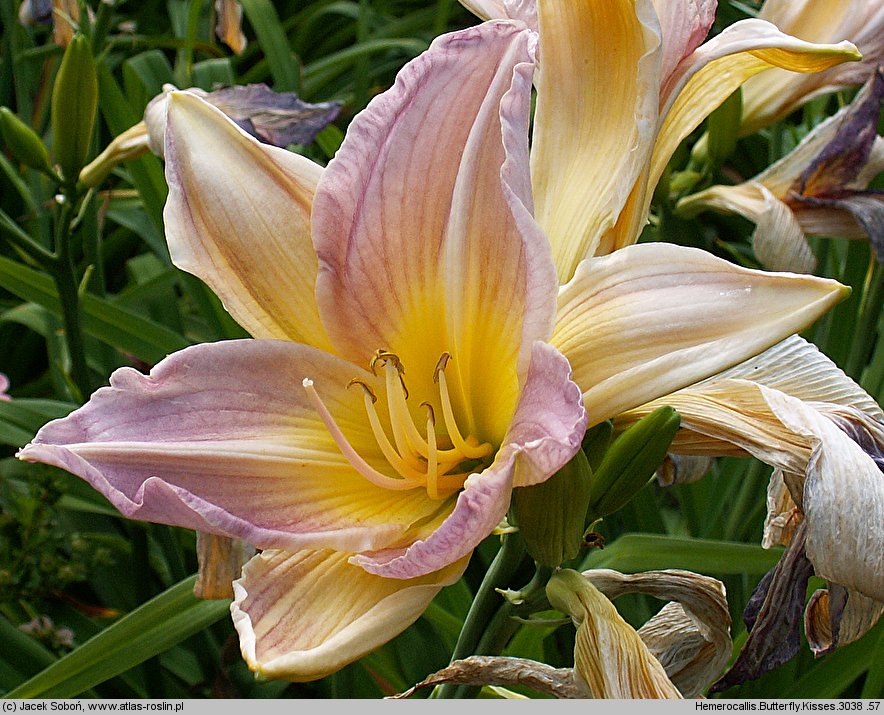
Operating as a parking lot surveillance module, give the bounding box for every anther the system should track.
[433,352,452,384]
[347,378,377,403]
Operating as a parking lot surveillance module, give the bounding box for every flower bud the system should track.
[0,107,55,176]
[512,449,593,567]
[588,406,681,519]
[51,34,98,182]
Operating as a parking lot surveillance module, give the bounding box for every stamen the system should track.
[421,402,439,500]
[433,354,494,460]
[347,380,428,481]
[303,379,422,491]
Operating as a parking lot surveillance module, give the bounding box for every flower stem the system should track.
[435,530,527,699]
[52,195,93,402]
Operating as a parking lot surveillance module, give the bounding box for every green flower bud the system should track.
[51,34,98,182]
[588,406,681,519]
[512,449,593,568]
[0,107,55,176]
[704,87,742,167]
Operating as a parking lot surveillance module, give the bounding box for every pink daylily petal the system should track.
[232,548,468,681]
[17,340,440,553]
[313,21,552,379]
[651,0,717,84]
[352,342,586,578]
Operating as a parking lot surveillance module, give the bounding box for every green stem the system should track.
[844,259,883,379]
[445,564,554,699]
[435,531,526,699]
[52,196,92,402]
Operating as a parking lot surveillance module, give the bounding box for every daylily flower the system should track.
[16,19,850,682]
[620,335,884,684]
[0,373,10,401]
[678,70,884,272]
[458,0,862,280]
[739,0,884,136]
[18,0,86,47]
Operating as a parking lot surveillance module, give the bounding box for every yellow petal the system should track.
[531,0,661,281]
[163,91,333,350]
[552,243,848,426]
[547,569,682,698]
[231,548,467,681]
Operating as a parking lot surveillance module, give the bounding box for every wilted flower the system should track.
[78,83,341,188]
[678,70,884,272]
[739,0,884,136]
[17,18,849,683]
[215,0,247,54]
[622,335,884,684]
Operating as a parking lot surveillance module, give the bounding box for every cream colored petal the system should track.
[763,389,884,602]
[547,569,682,699]
[621,379,884,603]
[583,568,732,698]
[531,0,661,280]
[699,335,884,419]
[742,1,884,134]
[552,243,848,426]
[752,184,816,273]
[163,91,332,350]
[231,549,467,681]
[805,587,884,655]
[763,469,802,549]
[653,22,860,196]
[677,181,767,223]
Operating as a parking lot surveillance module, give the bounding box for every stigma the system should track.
[304,351,493,500]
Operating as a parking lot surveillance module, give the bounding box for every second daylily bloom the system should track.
[458,0,862,280]
[18,21,850,682]
[678,70,884,272]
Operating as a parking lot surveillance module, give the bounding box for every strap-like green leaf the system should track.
[5,576,230,698]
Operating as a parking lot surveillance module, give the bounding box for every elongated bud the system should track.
[0,107,55,176]
[512,449,592,567]
[582,419,613,471]
[705,87,742,167]
[588,406,681,519]
[51,34,98,182]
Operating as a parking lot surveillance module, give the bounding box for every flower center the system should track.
[303,351,494,500]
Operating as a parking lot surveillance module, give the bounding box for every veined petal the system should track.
[622,379,884,603]
[351,342,586,578]
[650,0,717,85]
[531,0,661,280]
[313,21,554,442]
[17,340,440,553]
[547,570,683,699]
[457,0,537,29]
[231,548,467,681]
[163,92,332,350]
[751,184,816,273]
[552,243,848,426]
[584,568,732,698]
[741,0,884,134]
[805,588,884,654]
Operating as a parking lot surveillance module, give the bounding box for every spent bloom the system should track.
[15,17,853,683]
[678,70,884,272]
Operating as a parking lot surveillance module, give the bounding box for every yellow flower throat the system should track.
[304,350,493,500]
